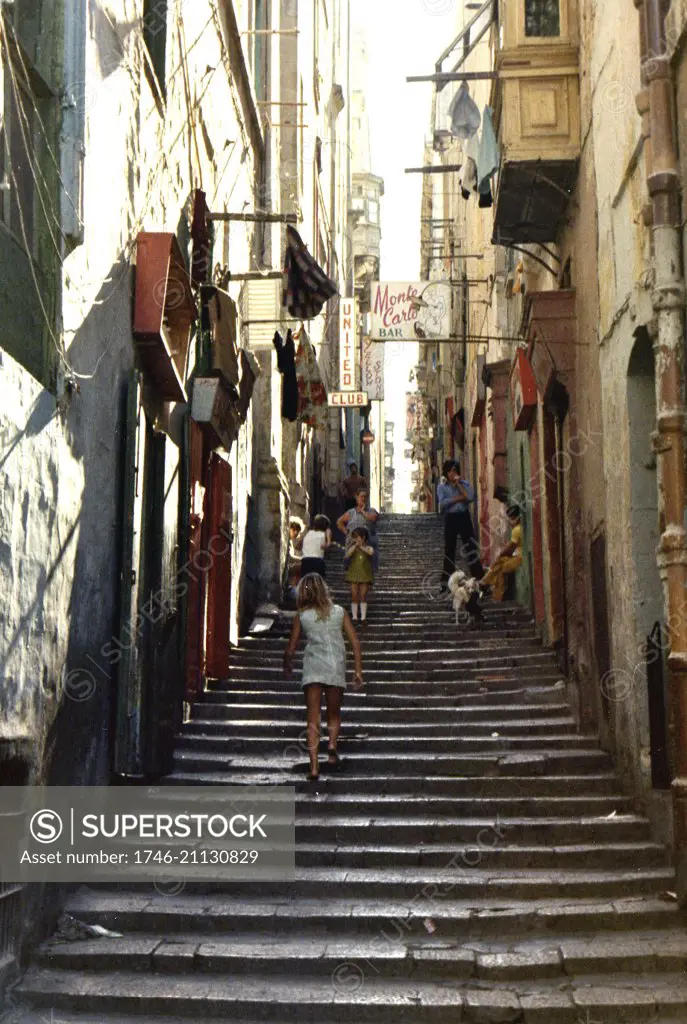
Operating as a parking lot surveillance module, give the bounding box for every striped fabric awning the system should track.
[282,225,338,320]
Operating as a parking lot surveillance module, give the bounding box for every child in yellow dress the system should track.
[482,506,523,601]
[344,526,375,625]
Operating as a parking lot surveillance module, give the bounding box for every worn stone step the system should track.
[172,748,614,776]
[229,650,549,668]
[227,651,556,675]
[192,701,574,723]
[175,733,595,755]
[58,890,684,941]
[259,620,537,640]
[290,841,668,870]
[237,630,542,649]
[202,684,569,706]
[31,928,687,981]
[14,966,687,1022]
[236,631,543,649]
[180,717,579,739]
[162,771,625,797]
[207,676,567,696]
[113,866,675,902]
[294,793,637,816]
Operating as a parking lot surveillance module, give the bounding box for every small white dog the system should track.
[447,570,483,626]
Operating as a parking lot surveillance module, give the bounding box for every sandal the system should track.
[327,748,342,771]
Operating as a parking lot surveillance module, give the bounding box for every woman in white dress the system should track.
[283,574,363,781]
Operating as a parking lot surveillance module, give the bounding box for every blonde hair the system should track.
[297,573,333,620]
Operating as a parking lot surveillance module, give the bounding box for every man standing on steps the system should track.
[340,462,368,513]
[438,460,484,587]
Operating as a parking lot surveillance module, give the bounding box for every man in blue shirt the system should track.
[437,460,484,585]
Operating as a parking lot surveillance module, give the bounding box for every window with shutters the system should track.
[0,24,40,255]
[143,0,168,101]
[0,0,62,389]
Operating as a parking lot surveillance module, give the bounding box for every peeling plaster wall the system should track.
[0,0,260,783]
[563,0,665,817]
[0,353,83,752]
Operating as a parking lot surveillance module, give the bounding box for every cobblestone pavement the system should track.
[8,515,687,1022]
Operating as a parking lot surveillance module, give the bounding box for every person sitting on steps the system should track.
[482,505,523,601]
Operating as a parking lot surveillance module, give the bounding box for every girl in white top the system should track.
[298,515,332,579]
[284,573,363,780]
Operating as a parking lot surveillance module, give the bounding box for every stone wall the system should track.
[0,0,259,782]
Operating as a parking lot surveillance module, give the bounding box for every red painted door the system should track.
[185,421,206,702]
[205,454,233,679]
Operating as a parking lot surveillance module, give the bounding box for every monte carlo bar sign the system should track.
[370,282,452,341]
[339,297,357,390]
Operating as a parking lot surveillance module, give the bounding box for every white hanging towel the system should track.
[460,131,481,197]
[448,81,481,140]
[477,105,500,191]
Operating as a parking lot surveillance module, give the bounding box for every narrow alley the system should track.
[8,515,687,1023]
[4,0,687,1020]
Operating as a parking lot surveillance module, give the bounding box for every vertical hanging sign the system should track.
[339,298,357,391]
[362,337,385,401]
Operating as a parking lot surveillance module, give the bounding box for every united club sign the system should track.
[339,297,357,390]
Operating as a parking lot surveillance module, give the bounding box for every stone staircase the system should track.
[9,514,687,1022]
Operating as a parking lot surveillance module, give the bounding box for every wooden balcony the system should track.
[492,0,580,245]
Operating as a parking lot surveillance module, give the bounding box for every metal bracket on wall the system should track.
[405,164,463,175]
[209,212,298,224]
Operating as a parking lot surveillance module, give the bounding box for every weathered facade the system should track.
[415,0,687,877]
[0,0,352,975]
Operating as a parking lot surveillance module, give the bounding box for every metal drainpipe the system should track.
[635,0,687,899]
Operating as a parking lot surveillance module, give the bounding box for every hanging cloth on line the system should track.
[447,81,481,140]
[477,105,500,208]
[202,286,240,385]
[460,131,481,200]
[282,225,338,320]
[273,330,299,422]
[295,328,328,430]
[236,348,261,422]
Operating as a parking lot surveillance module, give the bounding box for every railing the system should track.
[435,0,497,83]
[646,621,671,790]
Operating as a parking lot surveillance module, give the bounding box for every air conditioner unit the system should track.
[239,278,297,350]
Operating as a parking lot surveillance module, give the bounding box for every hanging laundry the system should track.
[202,286,240,385]
[477,105,500,206]
[295,329,328,430]
[447,81,481,140]
[273,330,299,421]
[190,189,211,286]
[282,225,338,320]
[236,348,261,422]
[460,131,480,199]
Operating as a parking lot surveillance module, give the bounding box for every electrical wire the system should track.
[0,2,274,382]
